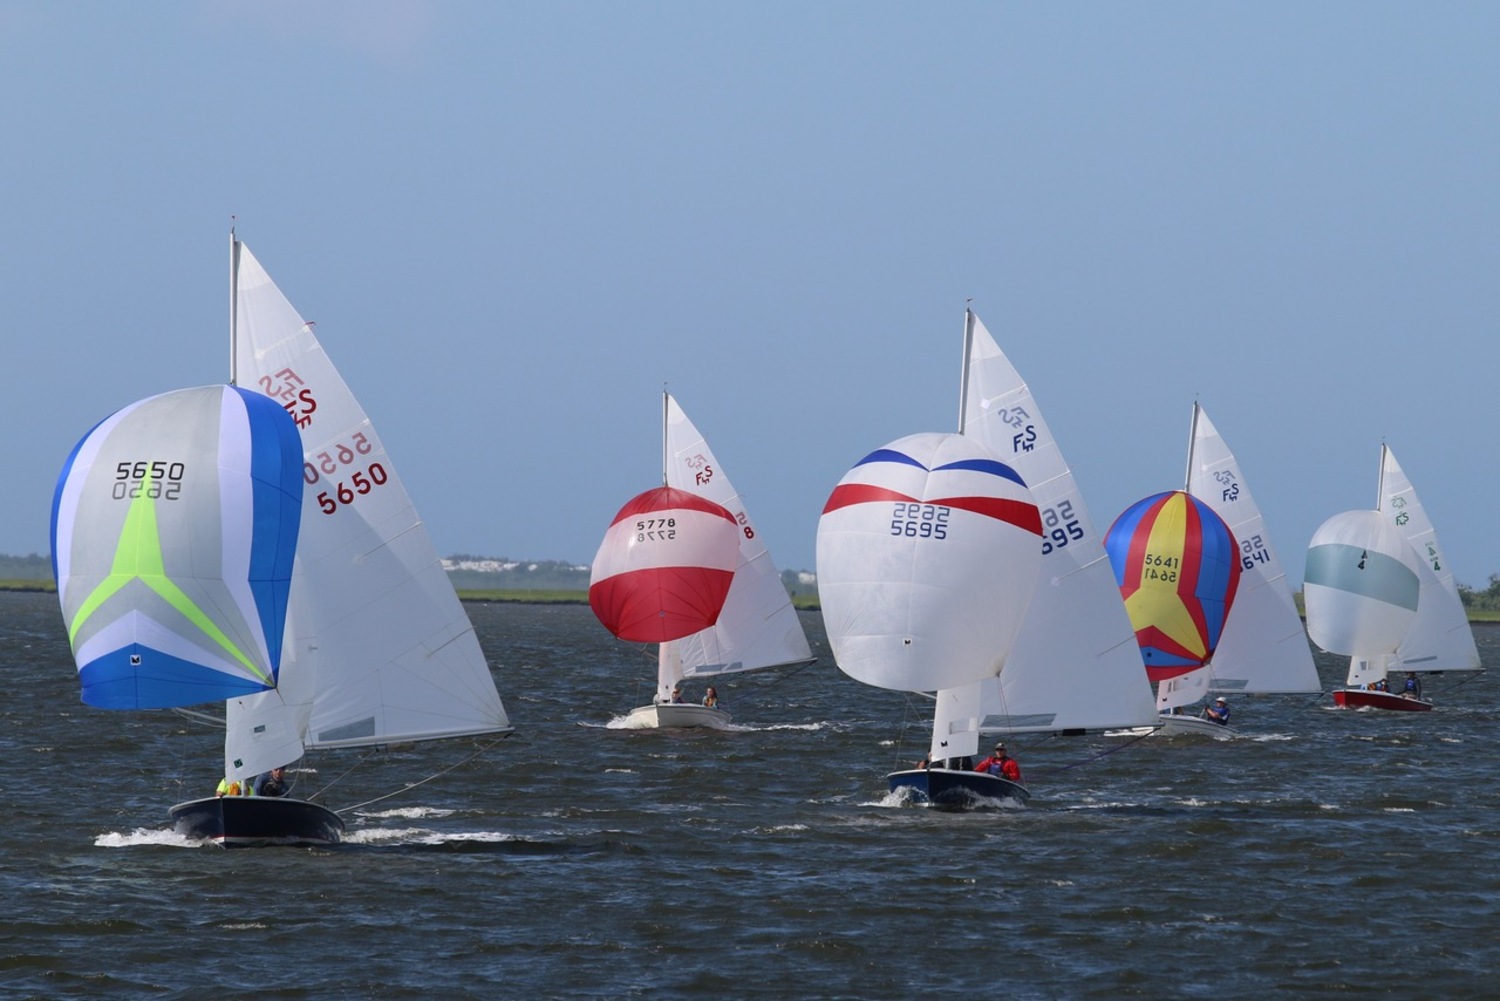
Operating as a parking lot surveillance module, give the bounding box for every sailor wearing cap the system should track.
[974,742,1024,784]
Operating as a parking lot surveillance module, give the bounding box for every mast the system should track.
[1376,442,1388,510]
[958,307,975,434]
[1184,400,1201,492]
[661,388,669,486]
[229,228,241,387]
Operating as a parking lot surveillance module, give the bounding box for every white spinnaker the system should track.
[664,393,814,679]
[224,241,509,782]
[1186,403,1320,694]
[1379,445,1481,674]
[817,432,1041,693]
[1304,509,1420,661]
[960,312,1157,733]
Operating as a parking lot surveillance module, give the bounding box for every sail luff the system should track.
[229,232,242,388]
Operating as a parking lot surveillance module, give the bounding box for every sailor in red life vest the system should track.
[974,742,1023,784]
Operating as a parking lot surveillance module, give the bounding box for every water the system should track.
[3,589,1497,999]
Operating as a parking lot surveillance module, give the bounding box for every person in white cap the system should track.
[1204,696,1231,725]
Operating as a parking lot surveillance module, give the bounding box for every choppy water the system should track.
[2,590,1497,999]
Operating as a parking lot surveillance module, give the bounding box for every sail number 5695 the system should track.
[890,503,949,539]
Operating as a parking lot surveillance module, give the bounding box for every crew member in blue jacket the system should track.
[1204,697,1231,725]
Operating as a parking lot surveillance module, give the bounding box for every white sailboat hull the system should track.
[623,703,733,729]
[1151,714,1238,739]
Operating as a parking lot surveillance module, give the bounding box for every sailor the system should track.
[1401,672,1423,700]
[702,686,720,709]
[973,742,1023,784]
[254,765,291,798]
[1204,696,1231,725]
[215,777,242,797]
[669,684,685,704]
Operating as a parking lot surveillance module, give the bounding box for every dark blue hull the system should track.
[168,796,345,848]
[887,768,1031,808]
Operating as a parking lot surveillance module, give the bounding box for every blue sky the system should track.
[4,2,1497,587]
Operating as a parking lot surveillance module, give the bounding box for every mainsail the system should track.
[958,311,1158,734]
[1379,445,1481,674]
[663,393,814,679]
[222,240,510,783]
[1185,403,1320,695]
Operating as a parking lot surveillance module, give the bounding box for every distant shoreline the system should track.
[0,580,823,611]
[3,580,1487,622]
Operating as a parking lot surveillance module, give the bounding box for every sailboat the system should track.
[1132,402,1321,735]
[1104,487,1243,738]
[817,431,1043,807]
[590,392,814,728]
[952,310,1159,744]
[165,235,513,844]
[1311,445,1482,711]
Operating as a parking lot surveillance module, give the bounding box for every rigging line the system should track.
[333,733,513,814]
[1298,690,1334,710]
[1429,670,1485,698]
[892,691,929,772]
[1026,728,1159,779]
[698,657,822,714]
[307,747,381,803]
[171,707,226,729]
